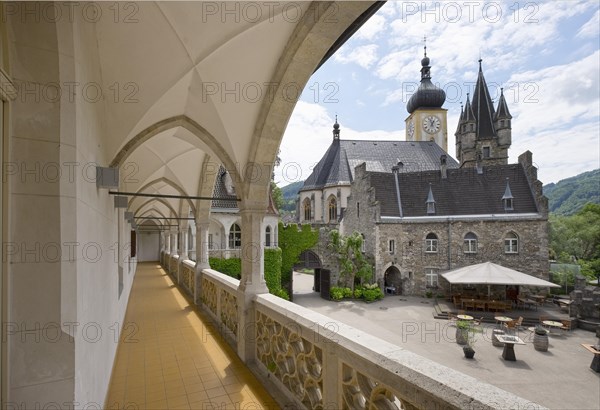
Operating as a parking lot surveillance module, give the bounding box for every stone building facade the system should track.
[343,152,549,296]
[297,54,550,297]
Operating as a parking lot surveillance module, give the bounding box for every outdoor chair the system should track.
[504,320,517,335]
[561,320,573,333]
[447,313,458,327]
[515,316,524,331]
[472,317,484,327]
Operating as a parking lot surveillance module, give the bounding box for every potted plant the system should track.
[456,320,470,345]
[533,325,549,351]
[463,326,478,359]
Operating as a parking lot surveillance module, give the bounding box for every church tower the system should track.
[405,43,448,152]
[455,60,512,167]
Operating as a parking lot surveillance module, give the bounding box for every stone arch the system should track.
[130,177,196,215]
[244,1,379,204]
[384,265,402,295]
[136,207,169,227]
[295,250,322,270]
[133,197,178,219]
[109,115,242,187]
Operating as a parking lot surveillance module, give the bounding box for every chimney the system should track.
[440,155,447,179]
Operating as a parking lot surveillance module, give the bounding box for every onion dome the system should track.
[407,48,446,114]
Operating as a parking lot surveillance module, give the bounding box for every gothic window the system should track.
[425,268,438,287]
[361,234,366,253]
[328,196,337,222]
[504,232,519,254]
[303,198,311,221]
[188,226,193,251]
[265,226,271,247]
[229,223,241,249]
[483,146,491,158]
[425,233,438,253]
[389,239,395,254]
[208,234,213,250]
[464,232,478,253]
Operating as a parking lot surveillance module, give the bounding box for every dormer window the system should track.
[425,184,435,215]
[502,178,514,211]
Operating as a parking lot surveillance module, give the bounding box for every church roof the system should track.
[300,140,459,191]
[369,164,538,217]
[471,60,497,139]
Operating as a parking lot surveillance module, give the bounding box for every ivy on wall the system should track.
[278,222,319,286]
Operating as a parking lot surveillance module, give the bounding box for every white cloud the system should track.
[275,101,405,187]
[334,44,379,69]
[577,9,600,38]
[354,14,386,41]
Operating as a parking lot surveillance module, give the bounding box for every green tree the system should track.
[328,230,373,291]
[271,181,284,211]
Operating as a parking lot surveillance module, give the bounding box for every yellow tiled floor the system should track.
[105,263,278,409]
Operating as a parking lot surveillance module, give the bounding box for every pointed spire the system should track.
[455,104,464,135]
[332,115,340,140]
[463,93,476,122]
[494,87,512,120]
[472,59,497,139]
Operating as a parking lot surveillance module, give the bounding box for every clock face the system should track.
[407,121,415,138]
[423,115,441,134]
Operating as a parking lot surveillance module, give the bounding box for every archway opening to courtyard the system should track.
[291,250,323,299]
[384,265,402,296]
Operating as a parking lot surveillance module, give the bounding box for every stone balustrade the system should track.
[160,254,545,410]
[181,260,196,296]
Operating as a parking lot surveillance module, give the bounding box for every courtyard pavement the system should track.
[292,272,600,410]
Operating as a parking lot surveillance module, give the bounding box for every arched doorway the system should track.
[384,265,402,295]
[292,250,323,299]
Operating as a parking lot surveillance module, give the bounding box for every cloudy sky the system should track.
[274,0,600,187]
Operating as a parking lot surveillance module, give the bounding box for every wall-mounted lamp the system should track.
[96,166,119,189]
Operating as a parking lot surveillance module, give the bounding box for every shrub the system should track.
[272,288,290,300]
[342,287,353,298]
[330,287,345,301]
[209,257,241,279]
[353,288,363,299]
[363,287,383,302]
[264,248,283,293]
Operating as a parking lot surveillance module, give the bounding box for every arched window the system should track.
[303,198,311,221]
[464,232,478,253]
[188,226,193,251]
[265,226,271,247]
[504,232,519,254]
[229,223,241,249]
[425,233,438,253]
[328,196,337,222]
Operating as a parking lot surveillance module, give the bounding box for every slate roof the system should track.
[369,164,538,217]
[300,140,459,191]
[211,166,278,215]
[211,167,238,209]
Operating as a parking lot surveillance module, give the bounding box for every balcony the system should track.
[108,252,548,409]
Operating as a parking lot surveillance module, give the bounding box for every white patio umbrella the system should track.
[442,261,560,297]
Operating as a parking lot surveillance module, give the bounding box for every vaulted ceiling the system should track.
[97,1,380,226]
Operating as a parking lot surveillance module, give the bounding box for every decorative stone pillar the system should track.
[194,221,210,304]
[238,201,269,363]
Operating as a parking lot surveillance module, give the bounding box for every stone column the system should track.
[238,201,269,362]
[194,221,210,304]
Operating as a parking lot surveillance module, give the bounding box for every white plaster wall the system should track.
[139,232,160,261]
[65,14,136,407]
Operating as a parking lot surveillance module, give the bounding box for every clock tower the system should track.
[405,45,448,152]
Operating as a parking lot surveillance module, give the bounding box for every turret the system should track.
[494,88,512,148]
